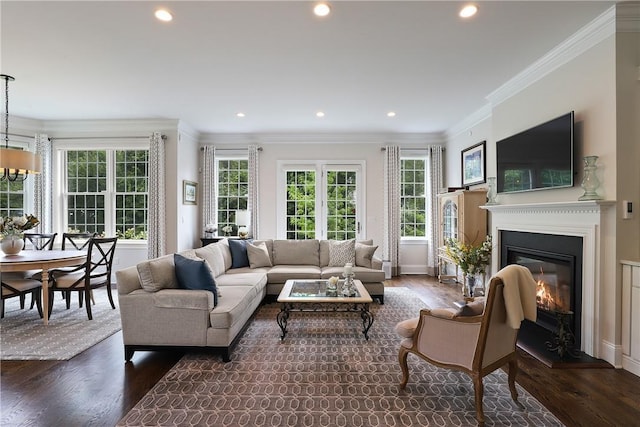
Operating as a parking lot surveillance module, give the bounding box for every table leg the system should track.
[276,304,290,340]
[41,269,49,325]
[360,303,374,340]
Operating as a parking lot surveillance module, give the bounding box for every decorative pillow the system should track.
[136,254,178,292]
[229,239,253,269]
[457,298,486,317]
[355,243,378,268]
[328,239,356,267]
[173,254,218,306]
[246,241,272,269]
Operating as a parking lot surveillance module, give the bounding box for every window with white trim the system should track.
[57,144,149,240]
[278,161,364,240]
[216,157,248,231]
[401,157,427,238]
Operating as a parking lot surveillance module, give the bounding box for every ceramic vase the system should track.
[1,235,24,255]
[486,177,498,205]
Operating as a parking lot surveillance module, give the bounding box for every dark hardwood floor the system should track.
[1,275,639,426]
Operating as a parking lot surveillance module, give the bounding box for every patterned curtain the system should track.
[383,145,400,276]
[426,145,444,276]
[33,134,52,232]
[201,145,217,234]
[248,145,260,238]
[147,132,166,259]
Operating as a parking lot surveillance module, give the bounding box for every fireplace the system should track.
[500,231,583,351]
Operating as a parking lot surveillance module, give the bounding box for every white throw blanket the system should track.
[495,264,538,329]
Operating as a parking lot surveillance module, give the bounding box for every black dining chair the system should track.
[48,237,118,320]
[1,232,58,317]
[23,232,57,251]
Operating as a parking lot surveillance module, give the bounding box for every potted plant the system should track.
[0,214,40,255]
[444,234,492,297]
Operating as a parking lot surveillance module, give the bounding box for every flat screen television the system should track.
[496,111,574,194]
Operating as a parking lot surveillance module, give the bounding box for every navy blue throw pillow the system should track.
[229,239,253,269]
[173,254,218,306]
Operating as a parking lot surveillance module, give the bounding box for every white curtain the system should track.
[147,132,166,259]
[248,145,260,238]
[383,145,400,276]
[201,145,217,234]
[426,145,444,276]
[33,134,52,232]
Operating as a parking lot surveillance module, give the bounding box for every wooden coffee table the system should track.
[276,279,374,340]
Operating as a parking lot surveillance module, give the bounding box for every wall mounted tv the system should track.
[496,111,574,194]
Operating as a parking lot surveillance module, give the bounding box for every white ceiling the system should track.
[1,1,615,135]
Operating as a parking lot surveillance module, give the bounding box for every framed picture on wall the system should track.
[183,180,197,205]
[461,141,486,186]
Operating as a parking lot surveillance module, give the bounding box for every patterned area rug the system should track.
[118,288,563,427]
[1,287,121,360]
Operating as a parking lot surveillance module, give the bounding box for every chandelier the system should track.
[0,74,41,181]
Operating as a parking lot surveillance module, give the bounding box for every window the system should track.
[216,158,248,231]
[0,179,25,218]
[279,161,364,240]
[62,148,149,240]
[401,157,426,238]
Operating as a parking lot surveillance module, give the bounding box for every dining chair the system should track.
[23,232,58,251]
[62,232,96,251]
[1,279,43,319]
[48,237,118,320]
[3,232,58,314]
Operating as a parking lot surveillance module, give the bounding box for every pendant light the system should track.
[0,74,41,181]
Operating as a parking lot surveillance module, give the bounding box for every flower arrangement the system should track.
[222,225,233,236]
[445,234,492,276]
[0,214,39,237]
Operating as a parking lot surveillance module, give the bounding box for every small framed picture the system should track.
[461,141,486,186]
[183,180,197,205]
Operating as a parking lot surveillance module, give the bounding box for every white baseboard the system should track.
[599,339,622,368]
[622,355,640,378]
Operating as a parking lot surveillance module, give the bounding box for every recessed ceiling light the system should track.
[387,111,396,118]
[236,112,246,118]
[155,9,173,22]
[459,4,478,19]
[316,111,325,118]
[314,2,331,17]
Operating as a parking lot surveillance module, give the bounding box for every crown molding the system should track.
[42,118,180,137]
[445,104,492,139]
[200,132,446,146]
[486,6,616,107]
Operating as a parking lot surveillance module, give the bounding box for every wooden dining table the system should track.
[1,250,86,325]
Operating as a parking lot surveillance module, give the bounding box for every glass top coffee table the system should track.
[276,279,374,340]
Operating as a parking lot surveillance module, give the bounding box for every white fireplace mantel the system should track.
[483,200,616,361]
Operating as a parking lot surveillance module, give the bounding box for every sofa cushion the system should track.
[229,239,253,269]
[273,240,319,265]
[246,241,272,268]
[136,254,178,292]
[173,254,218,306]
[457,297,486,316]
[195,244,227,278]
[321,266,385,283]
[209,285,257,329]
[267,265,322,283]
[355,243,378,268]
[328,239,356,266]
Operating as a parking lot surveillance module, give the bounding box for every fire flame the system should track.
[534,266,567,312]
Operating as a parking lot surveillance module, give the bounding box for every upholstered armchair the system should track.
[395,264,537,426]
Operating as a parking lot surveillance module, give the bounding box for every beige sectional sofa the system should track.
[116,238,385,362]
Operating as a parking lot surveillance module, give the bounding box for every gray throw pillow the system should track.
[246,241,273,268]
[355,243,378,268]
[328,239,356,267]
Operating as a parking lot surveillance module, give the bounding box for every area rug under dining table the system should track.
[118,287,564,427]
[1,287,121,360]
